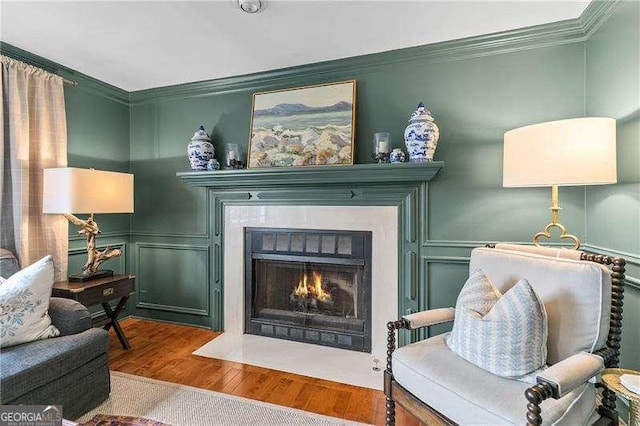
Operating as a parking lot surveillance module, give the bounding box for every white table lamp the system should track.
[43,167,134,281]
[503,117,616,249]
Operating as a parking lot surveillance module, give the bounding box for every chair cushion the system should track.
[0,256,60,348]
[0,328,109,403]
[48,298,92,336]
[470,247,610,364]
[0,248,20,278]
[447,271,547,378]
[393,334,597,425]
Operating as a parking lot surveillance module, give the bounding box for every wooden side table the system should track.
[601,368,640,426]
[52,274,135,350]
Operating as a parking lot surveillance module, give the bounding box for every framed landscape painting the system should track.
[248,80,356,168]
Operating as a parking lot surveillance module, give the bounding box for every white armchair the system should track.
[385,244,626,425]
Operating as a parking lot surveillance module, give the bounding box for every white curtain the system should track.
[0,55,68,281]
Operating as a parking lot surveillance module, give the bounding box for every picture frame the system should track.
[248,80,356,168]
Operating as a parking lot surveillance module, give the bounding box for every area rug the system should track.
[76,371,365,425]
[81,414,168,426]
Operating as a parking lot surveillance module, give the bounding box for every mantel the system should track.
[176,162,444,188]
[176,161,443,343]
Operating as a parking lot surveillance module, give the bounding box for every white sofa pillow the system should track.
[0,255,60,348]
[446,269,548,378]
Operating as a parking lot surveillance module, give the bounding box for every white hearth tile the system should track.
[193,333,383,390]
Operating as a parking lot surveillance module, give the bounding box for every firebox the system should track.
[245,227,372,352]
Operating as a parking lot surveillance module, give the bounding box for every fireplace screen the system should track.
[245,228,372,352]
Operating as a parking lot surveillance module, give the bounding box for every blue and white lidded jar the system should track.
[403,102,440,163]
[389,148,406,163]
[187,125,215,170]
[207,158,221,170]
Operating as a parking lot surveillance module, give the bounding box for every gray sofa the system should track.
[0,249,111,420]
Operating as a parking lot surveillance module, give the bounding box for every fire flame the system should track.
[294,271,331,302]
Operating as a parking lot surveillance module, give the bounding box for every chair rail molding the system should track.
[69,230,130,242]
[582,244,640,289]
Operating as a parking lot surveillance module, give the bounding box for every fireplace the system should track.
[245,227,372,352]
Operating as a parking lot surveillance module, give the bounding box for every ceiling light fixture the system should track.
[238,0,262,13]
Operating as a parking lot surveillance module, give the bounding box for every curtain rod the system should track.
[63,77,78,87]
[1,54,78,86]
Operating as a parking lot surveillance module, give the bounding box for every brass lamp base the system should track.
[68,269,114,282]
[533,185,581,250]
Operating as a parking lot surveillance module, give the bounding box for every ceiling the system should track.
[0,1,590,92]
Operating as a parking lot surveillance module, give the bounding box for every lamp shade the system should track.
[43,168,134,214]
[503,117,617,187]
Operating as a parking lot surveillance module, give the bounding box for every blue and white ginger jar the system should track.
[403,102,440,163]
[187,125,214,170]
[389,148,406,164]
[207,158,221,170]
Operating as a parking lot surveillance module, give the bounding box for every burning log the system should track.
[289,292,335,312]
[289,270,334,312]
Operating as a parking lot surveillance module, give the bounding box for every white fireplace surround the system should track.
[194,205,398,390]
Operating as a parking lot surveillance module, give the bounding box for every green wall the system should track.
[2,0,638,365]
[0,42,132,317]
[127,1,640,364]
[585,0,640,370]
[65,79,131,266]
[65,78,132,318]
[128,41,587,328]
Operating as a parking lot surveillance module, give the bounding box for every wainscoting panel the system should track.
[619,285,640,371]
[135,242,210,316]
[424,257,470,339]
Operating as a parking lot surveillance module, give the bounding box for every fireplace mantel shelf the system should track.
[177,161,444,188]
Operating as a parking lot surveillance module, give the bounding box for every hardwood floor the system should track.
[108,318,420,425]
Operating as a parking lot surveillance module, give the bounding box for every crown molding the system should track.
[129,0,620,105]
[1,0,621,106]
[0,42,130,105]
[130,18,586,104]
[580,0,622,38]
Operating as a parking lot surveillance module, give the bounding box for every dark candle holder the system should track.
[226,143,245,169]
[372,132,391,164]
[372,152,390,164]
[228,159,245,169]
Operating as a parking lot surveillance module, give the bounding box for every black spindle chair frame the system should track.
[384,247,626,426]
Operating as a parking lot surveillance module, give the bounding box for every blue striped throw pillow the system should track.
[446,269,548,378]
